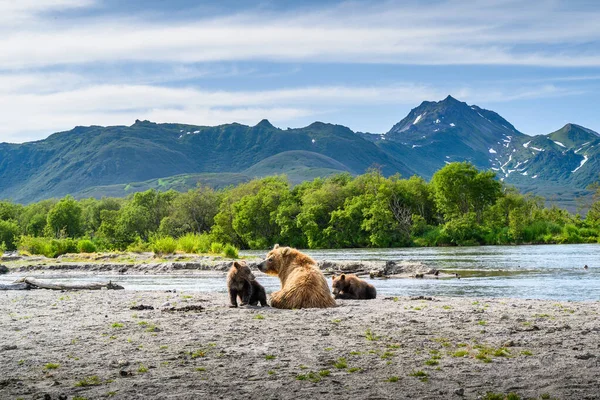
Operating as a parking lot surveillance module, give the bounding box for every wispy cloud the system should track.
[1,1,599,69]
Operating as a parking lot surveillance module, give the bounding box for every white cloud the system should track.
[1,1,599,68]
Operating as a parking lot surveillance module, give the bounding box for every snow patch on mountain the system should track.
[572,155,589,173]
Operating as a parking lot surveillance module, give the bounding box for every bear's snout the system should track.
[257,260,266,272]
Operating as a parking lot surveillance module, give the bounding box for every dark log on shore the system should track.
[13,277,124,290]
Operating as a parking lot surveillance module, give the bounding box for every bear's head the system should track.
[331,274,348,296]
[231,261,255,282]
[257,244,289,276]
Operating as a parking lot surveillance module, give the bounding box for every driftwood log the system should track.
[0,282,30,290]
[6,277,124,291]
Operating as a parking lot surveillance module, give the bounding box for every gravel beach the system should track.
[1,287,599,400]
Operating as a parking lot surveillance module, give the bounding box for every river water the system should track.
[3,244,599,301]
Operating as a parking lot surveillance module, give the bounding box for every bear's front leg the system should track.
[269,290,281,308]
[240,281,253,306]
[229,288,239,308]
[334,291,354,300]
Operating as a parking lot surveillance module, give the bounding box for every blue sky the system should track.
[1,0,599,142]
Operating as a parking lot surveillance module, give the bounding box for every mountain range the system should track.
[0,96,597,210]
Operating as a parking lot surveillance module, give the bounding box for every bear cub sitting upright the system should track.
[227,261,268,307]
[331,274,377,300]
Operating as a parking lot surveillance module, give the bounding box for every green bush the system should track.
[177,233,201,253]
[0,220,20,251]
[223,243,239,258]
[151,236,177,255]
[77,239,97,253]
[126,236,151,253]
[19,236,51,257]
[49,238,78,257]
[18,236,77,258]
[210,242,224,254]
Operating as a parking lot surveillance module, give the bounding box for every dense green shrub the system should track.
[126,237,151,253]
[18,236,77,258]
[177,233,200,253]
[19,236,51,256]
[223,243,239,258]
[210,242,224,254]
[151,236,177,255]
[77,239,97,253]
[0,220,20,251]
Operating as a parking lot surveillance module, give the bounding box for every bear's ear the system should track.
[281,247,290,256]
[233,261,241,269]
[340,274,346,280]
[331,275,336,280]
[273,244,280,250]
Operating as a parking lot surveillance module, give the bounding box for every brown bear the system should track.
[331,274,377,300]
[227,261,268,307]
[257,244,336,309]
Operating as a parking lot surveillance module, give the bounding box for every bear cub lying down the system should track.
[227,261,268,307]
[332,274,377,300]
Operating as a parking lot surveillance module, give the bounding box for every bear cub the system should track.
[331,274,377,300]
[227,261,268,307]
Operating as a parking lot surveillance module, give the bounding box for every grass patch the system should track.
[365,328,380,341]
[334,357,347,369]
[409,370,428,382]
[347,367,361,373]
[296,371,322,383]
[387,376,399,382]
[111,322,124,329]
[424,359,439,366]
[254,314,265,320]
[483,393,522,400]
[520,350,533,356]
[138,364,148,373]
[268,370,276,375]
[44,363,60,370]
[324,347,333,351]
[195,367,206,372]
[145,324,159,332]
[74,376,102,387]
[319,369,331,377]
[265,355,276,360]
[191,349,206,358]
[452,350,469,358]
[478,320,487,326]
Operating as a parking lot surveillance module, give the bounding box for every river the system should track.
[3,244,599,301]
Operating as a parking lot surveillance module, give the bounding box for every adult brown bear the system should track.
[257,244,336,309]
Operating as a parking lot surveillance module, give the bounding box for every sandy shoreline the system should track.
[1,289,599,400]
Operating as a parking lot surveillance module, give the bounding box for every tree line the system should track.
[0,162,598,257]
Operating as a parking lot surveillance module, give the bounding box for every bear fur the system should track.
[257,244,336,309]
[331,274,377,300]
[227,261,268,307]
